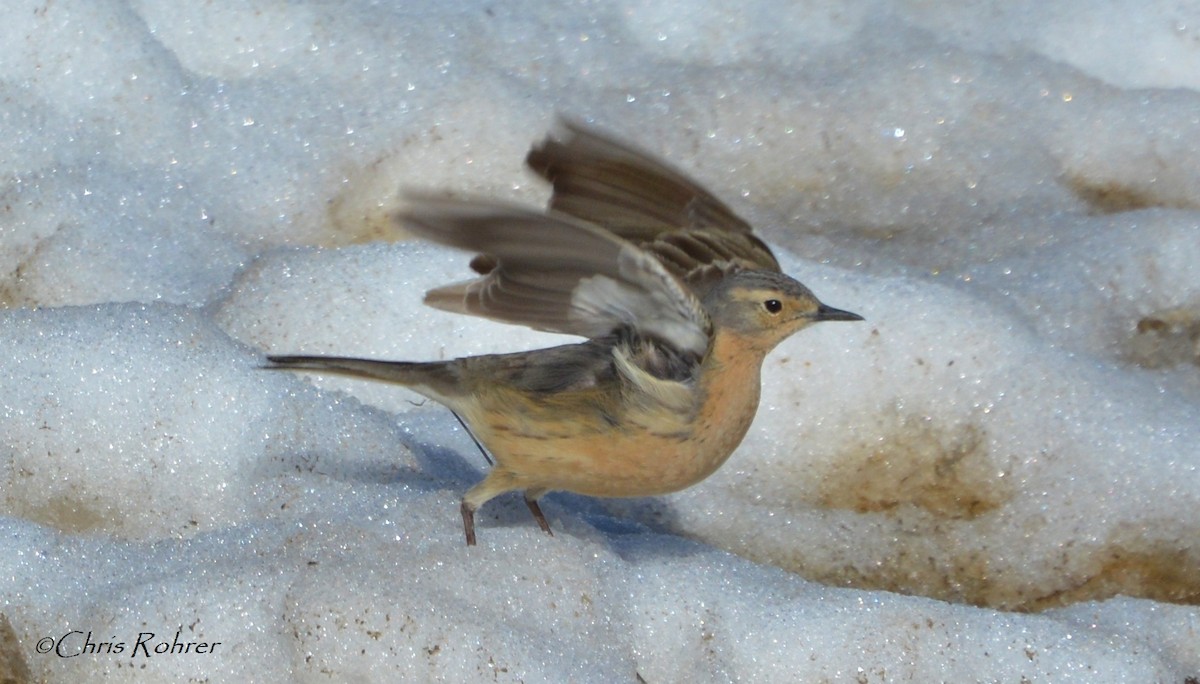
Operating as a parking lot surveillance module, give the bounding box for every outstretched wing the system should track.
[525,118,782,283]
[394,196,713,359]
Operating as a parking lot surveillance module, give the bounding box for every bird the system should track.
[268,119,862,545]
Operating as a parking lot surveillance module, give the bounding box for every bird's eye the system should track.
[763,299,783,314]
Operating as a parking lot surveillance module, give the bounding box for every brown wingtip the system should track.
[525,115,619,181]
[524,117,574,181]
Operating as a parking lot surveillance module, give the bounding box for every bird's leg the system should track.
[525,499,553,536]
[523,488,552,536]
[460,501,477,546]
[460,469,518,546]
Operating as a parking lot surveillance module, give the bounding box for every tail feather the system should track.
[265,355,462,401]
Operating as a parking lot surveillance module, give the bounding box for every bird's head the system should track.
[702,270,862,352]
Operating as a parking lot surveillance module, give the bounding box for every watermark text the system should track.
[35,629,221,659]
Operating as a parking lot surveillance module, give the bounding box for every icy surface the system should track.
[1,1,1198,681]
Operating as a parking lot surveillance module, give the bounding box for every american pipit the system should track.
[269,120,862,545]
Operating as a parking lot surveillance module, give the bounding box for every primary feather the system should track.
[526,118,782,278]
[399,196,713,359]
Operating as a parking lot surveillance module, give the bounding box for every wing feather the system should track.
[396,196,712,358]
[526,118,782,277]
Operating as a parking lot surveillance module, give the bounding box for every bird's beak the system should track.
[814,303,864,322]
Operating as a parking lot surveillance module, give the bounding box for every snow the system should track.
[1,1,1198,681]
